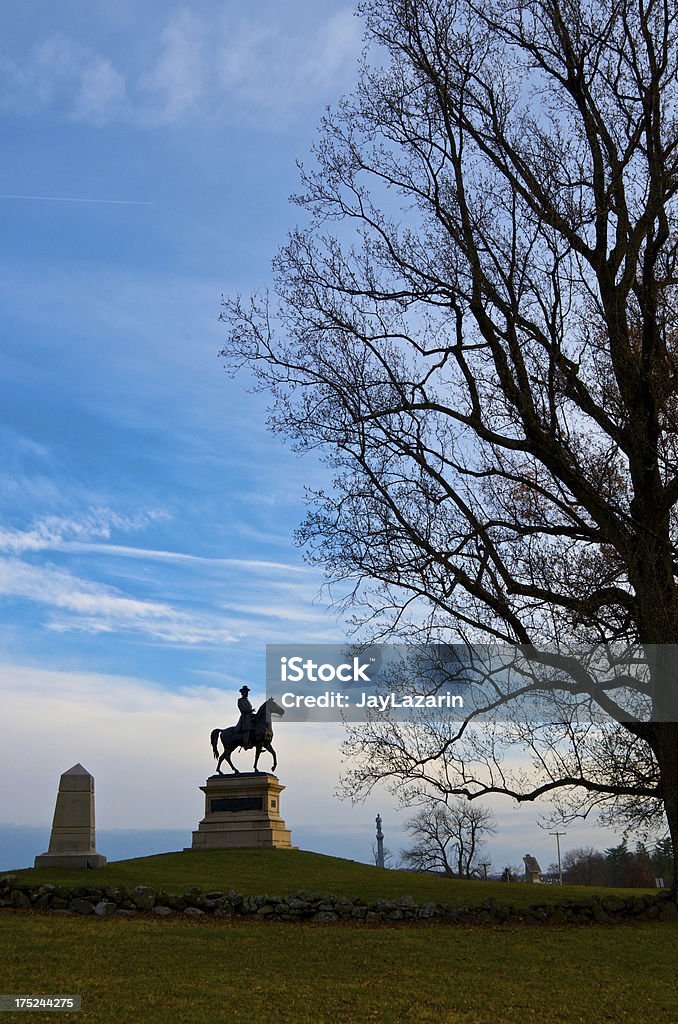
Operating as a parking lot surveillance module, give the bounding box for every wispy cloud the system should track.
[0,508,169,555]
[217,9,361,119]
[137,10,206,125]
[71,54,126,124]
[0,510,339,645]
[0,512,316,576]
[0,33,112,119]
[0,7,362,128]
[0,556,240,645]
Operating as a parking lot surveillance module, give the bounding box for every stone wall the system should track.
[1,874,675,924]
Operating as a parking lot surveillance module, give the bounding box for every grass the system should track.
[3,850,673,1023]
[1,914,676,1024]
[6,848,654,909]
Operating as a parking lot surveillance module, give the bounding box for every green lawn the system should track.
[1,914,676,1024]
[5,848,654,909]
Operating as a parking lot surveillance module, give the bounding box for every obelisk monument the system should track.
[34,763,106,869]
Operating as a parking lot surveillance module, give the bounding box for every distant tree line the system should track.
[550,839,674,889]
[393,799,674,889]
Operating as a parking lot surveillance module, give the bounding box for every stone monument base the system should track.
[187,772,294,850]
[34,852,107,869]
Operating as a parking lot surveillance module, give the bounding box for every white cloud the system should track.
[0,6,362,128]
[13,436,50,459]
[216,9,362,121]
[72,56,126,124]
[0,556,239,645]
[0,664,368,838]
[0,508,169,555]
[29,35,81,105]
[0,509,236,645]
[0,510,340,645]
[0,33,128,124]
[0,663,621,868]
[302,9,364,90]
[138,10,205,125]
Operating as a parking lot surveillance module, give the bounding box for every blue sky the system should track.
[0,0,356,679]
[0,1,622,870]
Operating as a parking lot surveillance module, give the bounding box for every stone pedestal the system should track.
[34,764,106,869]
[188,773,294,850]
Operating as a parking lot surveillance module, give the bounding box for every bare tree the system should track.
[221,0,678,890]
[561,846,608,885]
[401,798,495,877]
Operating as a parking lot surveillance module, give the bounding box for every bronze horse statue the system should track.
[210,697,285,775]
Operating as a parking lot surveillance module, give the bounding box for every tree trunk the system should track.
[651,722,678,901]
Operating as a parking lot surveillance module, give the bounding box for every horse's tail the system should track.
[210,728,221,760]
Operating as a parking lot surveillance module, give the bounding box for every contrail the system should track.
[0,193,152,206]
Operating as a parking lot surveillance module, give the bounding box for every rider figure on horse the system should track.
[211,693,283,775]
[236,685,255,748]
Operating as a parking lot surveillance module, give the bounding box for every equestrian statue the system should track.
[210,686,285,775]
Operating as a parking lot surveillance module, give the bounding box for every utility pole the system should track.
[550,832,566,885]
[375,814,385,868]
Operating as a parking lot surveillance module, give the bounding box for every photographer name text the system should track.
[281,691,463,710]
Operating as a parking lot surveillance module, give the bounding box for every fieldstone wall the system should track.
[1,875,675,924]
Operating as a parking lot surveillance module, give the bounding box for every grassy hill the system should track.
[3,848,676,1023]
[8,847,653,908]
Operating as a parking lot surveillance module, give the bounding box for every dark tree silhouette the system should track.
[560,846,608,886]
[221,0,678,891]
[401,798,495,877]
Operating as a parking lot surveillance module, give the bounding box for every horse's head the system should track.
[257,696,285,720]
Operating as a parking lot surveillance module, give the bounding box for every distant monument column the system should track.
[188,773,294,850]
[34,764,106,869]
[375,813,385,867]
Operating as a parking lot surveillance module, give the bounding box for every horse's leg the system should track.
[224,744,239,774]
[257,741,276,773]
[253,744,261,773]
[214,732,225,775]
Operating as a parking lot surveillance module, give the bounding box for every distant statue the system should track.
[211,695,285,775]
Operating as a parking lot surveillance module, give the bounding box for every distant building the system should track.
[523,854,542,883]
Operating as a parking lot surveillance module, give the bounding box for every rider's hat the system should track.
[239,685,250,695]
